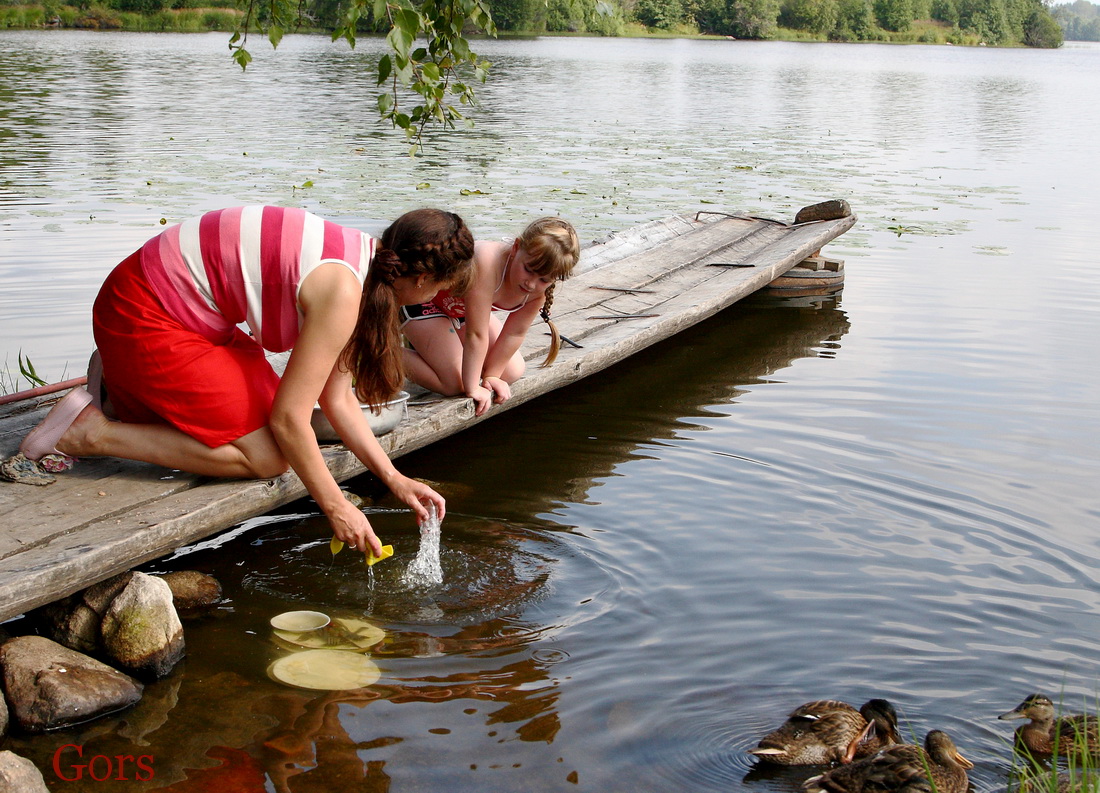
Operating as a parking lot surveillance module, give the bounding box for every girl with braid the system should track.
[401,217,580,417]
[19,206,474,556]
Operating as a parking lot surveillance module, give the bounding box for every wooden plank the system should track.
[0,210,855,621]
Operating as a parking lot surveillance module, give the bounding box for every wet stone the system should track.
[32,571,134,654]
[157,570,222,613]
[0,750,50,793]
[101,572,185,680]
[0,636,143,733]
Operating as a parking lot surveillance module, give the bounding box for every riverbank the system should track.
[0,3,1034,47]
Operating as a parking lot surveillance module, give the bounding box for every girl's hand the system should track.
[328,498,383,557]
[468,384,494,416]
[482,376,511,404]
[388,474,447,525]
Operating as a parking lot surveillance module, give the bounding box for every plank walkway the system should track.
[0,207,856,621]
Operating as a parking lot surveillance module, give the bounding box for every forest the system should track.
[0,0,1072,49]
[1051,0,1100,37]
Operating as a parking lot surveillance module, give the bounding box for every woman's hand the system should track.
[388,474,447,525]
[327,498,383,557]
[468,384,494,417]
[482,376,511,404]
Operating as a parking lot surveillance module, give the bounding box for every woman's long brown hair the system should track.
[342,209,474,408]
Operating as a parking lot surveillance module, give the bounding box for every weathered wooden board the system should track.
[0,209,856,621]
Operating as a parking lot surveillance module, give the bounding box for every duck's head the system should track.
[999,694,1056,724]
[925,730,974,770]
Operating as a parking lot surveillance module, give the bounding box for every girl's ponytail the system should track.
[539,284,561,368]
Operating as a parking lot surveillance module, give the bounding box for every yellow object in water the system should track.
[366,545,393,567]
[330,537,345,556]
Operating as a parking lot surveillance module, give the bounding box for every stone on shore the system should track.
[157,571,222,613]
[0,636,143,733]
[100,573,185,679]
[0,750,50,793]
[32,572,134,655]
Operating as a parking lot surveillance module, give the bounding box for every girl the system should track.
[401,217,580,417]
[19,205,475,557]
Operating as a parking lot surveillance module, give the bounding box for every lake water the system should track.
[2,30,1100,793]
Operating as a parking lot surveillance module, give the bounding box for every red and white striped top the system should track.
[140,206,375,352]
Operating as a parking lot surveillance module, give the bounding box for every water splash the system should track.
[403,504,443,588]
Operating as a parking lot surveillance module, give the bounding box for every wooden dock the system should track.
[0,206,856,622]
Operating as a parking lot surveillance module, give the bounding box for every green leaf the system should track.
[18,352,47,388]
[232,48,252,70]
[377,93,394,113]
[268,25,284,49]
[416,182,431,189]
[377,54,392,84]
[459,188,488,195]
[421,62,441,82]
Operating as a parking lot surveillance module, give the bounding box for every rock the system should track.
[100,573,184,679]
[0,750,50,792]
[157,571,222,613]
[33,600,100,655]
[32,572,134,654]
[83,572,134,615]
[794,199,852,224]
[0,636,143,733]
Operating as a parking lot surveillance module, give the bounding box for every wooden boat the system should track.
[0,203,856,621]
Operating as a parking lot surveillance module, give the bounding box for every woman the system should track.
[20,205,475,556]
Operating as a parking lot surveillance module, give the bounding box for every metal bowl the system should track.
[310,390,410,442]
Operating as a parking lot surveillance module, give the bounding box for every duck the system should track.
[801,729,973,793]
[749,699,902,766]
[999,693,1100,757]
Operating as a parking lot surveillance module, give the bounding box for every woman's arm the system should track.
[317,369,445,527]
[276,262,444,556]
[271,267,386,554]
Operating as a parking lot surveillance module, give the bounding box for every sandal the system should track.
[19,388,93,462]
[87,349,105,411]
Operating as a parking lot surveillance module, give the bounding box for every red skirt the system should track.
[92,252,280,448]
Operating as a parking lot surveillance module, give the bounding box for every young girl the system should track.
[401,217,580,417]
[19,205,475,557]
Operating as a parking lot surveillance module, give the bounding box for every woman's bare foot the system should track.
[55,403,110,457]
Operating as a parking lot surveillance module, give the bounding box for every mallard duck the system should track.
[749,699,902,766]
[801,729,974,793]
[1015,770,1099,793]
[999,694,1100,756]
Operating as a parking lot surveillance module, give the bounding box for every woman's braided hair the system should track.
[520,217,580,367]
[342,208,474,407]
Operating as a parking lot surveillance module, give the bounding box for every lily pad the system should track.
[268,650,381,690]
[273,617,385,652]
[270,610,329,632]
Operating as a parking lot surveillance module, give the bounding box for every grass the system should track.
[1006,693,1100,793]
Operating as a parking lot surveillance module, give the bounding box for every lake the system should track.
[1,29,1099,792]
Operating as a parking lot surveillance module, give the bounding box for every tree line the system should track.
[498,0,1061,45]
[1051,0,1100,38]
[3,0,1065,45]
